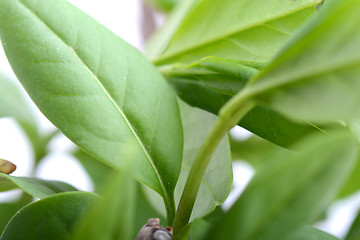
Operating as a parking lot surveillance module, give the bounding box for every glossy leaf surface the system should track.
[206,132,358,240]
[0,192,99,240]
[0,0,183,213]
[151,0,321,65]
[248,0,360,123]
[175,100,232,221]
[0,173,77,198]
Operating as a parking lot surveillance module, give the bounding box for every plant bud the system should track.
[135,218,172,240]
[0,159,16,174]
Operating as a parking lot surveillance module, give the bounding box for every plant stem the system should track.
[172,89,255,236]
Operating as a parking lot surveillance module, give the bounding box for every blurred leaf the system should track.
[71,169,136,240]
[0,192,100,240]
[175,100,232,221]
[206,131,358,240]
[73,149,112,193]
[286,225,339,240]
[0,193,32,235]
[145,0,178,12]
[248,0,360,123]
[73,148,165,233]
[0,72,46,161]
[0,0,183,219]
[337,152,360,199]
[230,134,288,169]
[0,173,77,198]
[345,209,360,240]
[150,0,321,65]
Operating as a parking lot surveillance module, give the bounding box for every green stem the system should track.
[172,89,255,236]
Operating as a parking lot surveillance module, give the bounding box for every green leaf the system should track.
[151,0,321,65]
[0,192,100,240]
[145,0,178,12]
[286,225,339,240]
[0,72,45,161]
[73,149,112,193]
[247,0,360,123]
[169,69,321,147]
[0,0,183,219]
[0,173,78,198]
[174,100,232,221]
[141,100,232,221]
[0,72,36,128]
[71,169,136,240]
[0,193,32,235]
[337,151,360,198]
[206,131,358,240]
[345,209,360,240]
[230,134,288,169]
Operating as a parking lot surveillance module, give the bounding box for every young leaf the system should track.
[151,0,322,65]
[0,173,78,198]
[0,192,100,240]
[248,0,360,123]
[71,169,136,240]
[0,0,183,220]
[174,100,232,221]
[206,131,358,240]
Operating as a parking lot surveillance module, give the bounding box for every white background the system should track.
[0,1,359,238]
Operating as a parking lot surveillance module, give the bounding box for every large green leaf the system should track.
[0,193,32,235]
[166,57,321,147]
[247,0,360,123]
[205,131,358,240]
[174,100,232,221]
[0,0,183,217]
[150,0,321,65]
[0,173,77,198]
[71,168,136,240]
[0,192,100,240]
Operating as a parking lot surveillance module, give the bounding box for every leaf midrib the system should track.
[17,0,169,201]
[152,1,320,64]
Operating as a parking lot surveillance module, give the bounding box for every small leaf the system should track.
[206,131,358,240]
[0,0,183,219]
[174,100,232,221]
[0,173,78,198]
[0,192,100,240]
[248,0,360,123]
[150,0,321,65]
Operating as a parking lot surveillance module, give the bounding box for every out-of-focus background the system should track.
[0,1,359,238]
